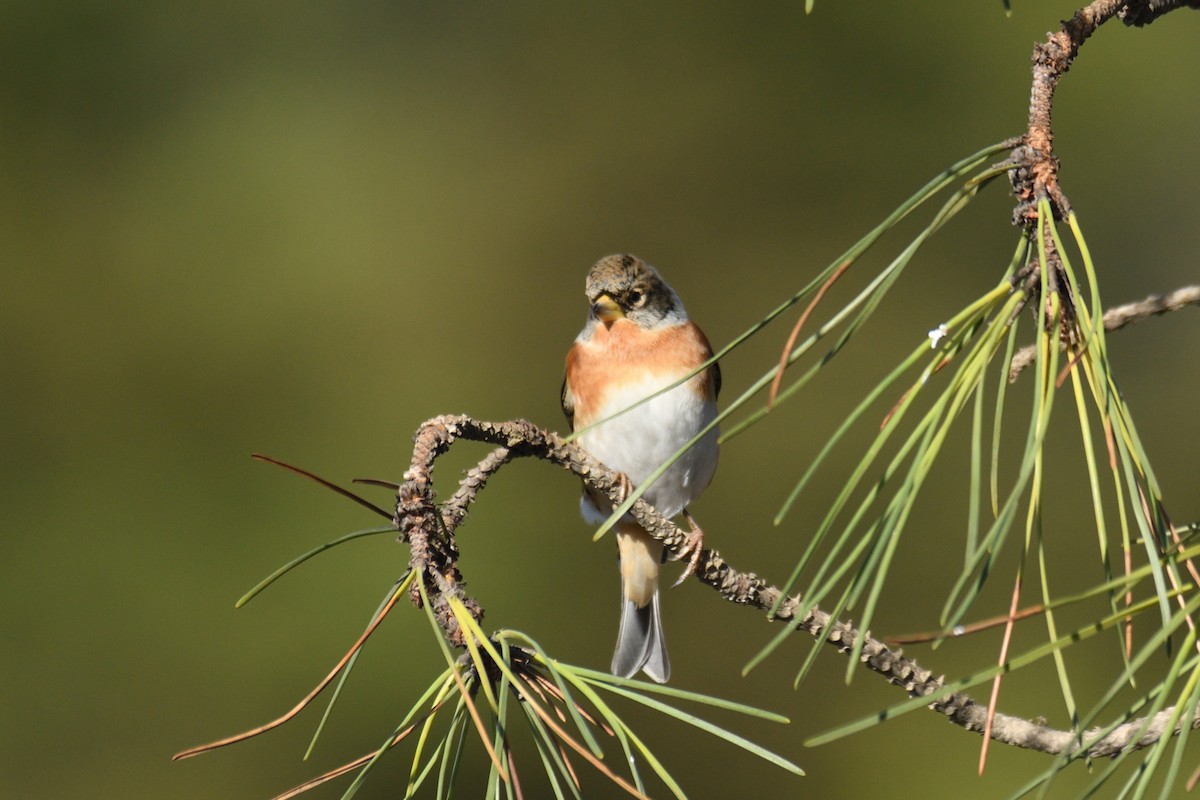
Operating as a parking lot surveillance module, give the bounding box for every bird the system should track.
[561,254,720,683]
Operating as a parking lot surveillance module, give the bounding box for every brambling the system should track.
[561,254,720,683]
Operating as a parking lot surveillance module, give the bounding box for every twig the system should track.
[1008,285,1200,382]
[1119,0,1200,26]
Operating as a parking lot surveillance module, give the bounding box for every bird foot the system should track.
[671,509,705,588]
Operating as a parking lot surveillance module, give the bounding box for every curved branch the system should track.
[1010,0,1198,225]
[1010,0,1121,226]
[392,414,1200,761]
[1005,0,1196,330]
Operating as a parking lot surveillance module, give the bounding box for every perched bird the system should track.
[561,254,720,682]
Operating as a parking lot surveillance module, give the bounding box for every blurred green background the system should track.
[4,3,1199,798]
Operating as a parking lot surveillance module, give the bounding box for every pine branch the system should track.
[393,414,1200,760]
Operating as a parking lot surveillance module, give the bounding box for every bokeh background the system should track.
[4,3,1199,798]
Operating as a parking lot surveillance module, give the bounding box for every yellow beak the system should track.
[591,293,624,323]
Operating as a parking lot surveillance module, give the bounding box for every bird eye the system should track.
[627,290,644,307]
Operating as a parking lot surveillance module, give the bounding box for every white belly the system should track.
[578,372,718,523]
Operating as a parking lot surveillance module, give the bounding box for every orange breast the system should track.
[566,319,715,427]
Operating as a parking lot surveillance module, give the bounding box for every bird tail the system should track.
[612,589,670,683]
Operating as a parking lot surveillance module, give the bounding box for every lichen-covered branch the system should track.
[392,413,1200,760]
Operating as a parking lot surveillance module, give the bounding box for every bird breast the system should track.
[569,321,718,521]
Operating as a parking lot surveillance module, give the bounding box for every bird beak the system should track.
[591,293,624,324]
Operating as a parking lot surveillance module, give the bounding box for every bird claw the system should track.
[670,510,705,588]
[613,472,633,505]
